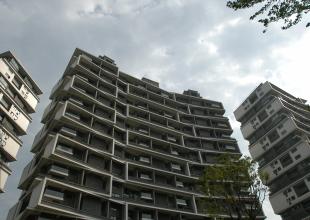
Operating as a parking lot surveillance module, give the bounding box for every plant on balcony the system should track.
[200,154,268,220]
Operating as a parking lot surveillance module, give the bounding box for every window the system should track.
[0,76,8,88]
[268,130,280,143]
[291,147,297,153]
[0,96,10,110]
[249,93,258,104]
[279,154,293,168]
[12,77,22,89]
[257,110,268,122]
[141,192,153,200]
[9,58,19,72]
[295,154,301,160]
[293,182,309,197]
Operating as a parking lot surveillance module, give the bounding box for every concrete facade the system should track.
[8,48,263,220]
[0,51,42,193]
[234,82,310,220]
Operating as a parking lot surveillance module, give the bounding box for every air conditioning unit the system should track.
[48,165,69,177]
[56,144,73,155]
[44,189,64,201]
[176,198,187,206]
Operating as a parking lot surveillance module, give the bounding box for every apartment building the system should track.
[234,82,310,220]
[7,48,259,220]
[0,51,42,193]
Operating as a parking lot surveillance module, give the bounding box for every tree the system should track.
[200,154,268,220]
[227,0,310,31]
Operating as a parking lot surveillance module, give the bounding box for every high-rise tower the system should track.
[0,51,42,193]
[8,48,262,220]
[234,82,310,220]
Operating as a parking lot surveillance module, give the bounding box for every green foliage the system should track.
[200,154,268,220]
[227,0,310,31]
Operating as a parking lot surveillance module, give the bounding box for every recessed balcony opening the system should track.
[89,135,112,152]
[167,135,178,143]
[150,130,163,140]
[129,135,151,148]
[92,120,112,136]
[117,80,127,93]
[114,145,123,158]
[94,106,114,121]
[116,102,126,115]
[45,163,81,185]
[180,116,194,124]
[112,161,124,178]
[149,93,164,104]
[114,129,126,143]
[83,172,109,193]
[196,128,213,138]
[48,164,69,178]
[97,94,114,107]
[155,173,174,187]
[56,143,85,161]
[73,81,95,98]
[190,165,203,177]
[59,126,77,138]
[65,109,91,126]
[137,126,149,135]
[43,186,77,209]
[80,195,108,217]
[136,102,148,110]
[201,140,217,150]
[79,58,100,76]
[152,141,169,153]
[184,138,201,148]
[98,81,116,96]
[87,153,110,171]
[109,202,124,220]
[149,106,163,116]
[201,153,219,164]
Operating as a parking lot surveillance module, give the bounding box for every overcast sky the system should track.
[0,0,309,219]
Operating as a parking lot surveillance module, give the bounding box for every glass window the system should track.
[279,154,293,168]
[12,77,22,89]
[268,130,280,143]
[0,76,8,89]
[0,96,10,110]
[293,182,309,197]
[257,110,268,122]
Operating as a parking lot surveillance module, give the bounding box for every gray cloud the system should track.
[1,0,309,219]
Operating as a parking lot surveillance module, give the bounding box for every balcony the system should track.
[249,117,297,160]
[0,93,31,134]
[0,58,40,112]
[0,125,22,161]
[241,97,283,139]
[260,139,310,183]
[270,178,310,214]
[234,82,273,122]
